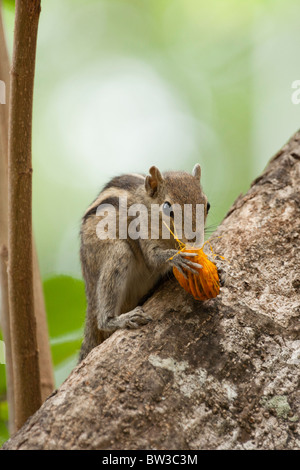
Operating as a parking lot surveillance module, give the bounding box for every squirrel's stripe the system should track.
[82,196,120,223]
[103,174,145,192]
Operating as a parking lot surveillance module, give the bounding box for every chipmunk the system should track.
[78,164,210,362]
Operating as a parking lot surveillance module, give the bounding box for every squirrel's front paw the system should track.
[124,307,152,329]
[103,307,152,331]
[167,249,203,279]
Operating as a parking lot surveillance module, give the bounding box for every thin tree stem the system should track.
[1,0,54,433]
[0,0,14,434]
[8,0,42,430]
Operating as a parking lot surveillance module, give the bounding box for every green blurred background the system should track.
[1,0,300,442]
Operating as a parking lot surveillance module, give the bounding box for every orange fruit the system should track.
[173,246,220,301]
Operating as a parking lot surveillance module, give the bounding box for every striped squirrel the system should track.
[79,164,210,361]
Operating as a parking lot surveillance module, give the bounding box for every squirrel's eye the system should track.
[162,201,174,218]
[207,201,211,213]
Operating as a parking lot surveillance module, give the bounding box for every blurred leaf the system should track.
[0,366,6,397]
[0,400,9,446]
[2,0,14,11]
[54,353,79,388]
[51,333,82,366]
[43,275,85,366]
[44,275,85,337]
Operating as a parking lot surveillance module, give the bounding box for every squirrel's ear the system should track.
[145,166,164,196]
[192,163,201,182]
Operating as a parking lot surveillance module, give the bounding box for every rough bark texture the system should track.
[3,131,300,450]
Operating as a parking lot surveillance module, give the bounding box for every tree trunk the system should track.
[7,0,42,430]
[0,0,14,434]
[3,131,300,450]
[0,2,54,422]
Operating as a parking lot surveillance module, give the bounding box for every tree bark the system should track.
[7,0,42,430]
[3,131,300,450]
[0,2,54,419]
[0,0,14,434]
